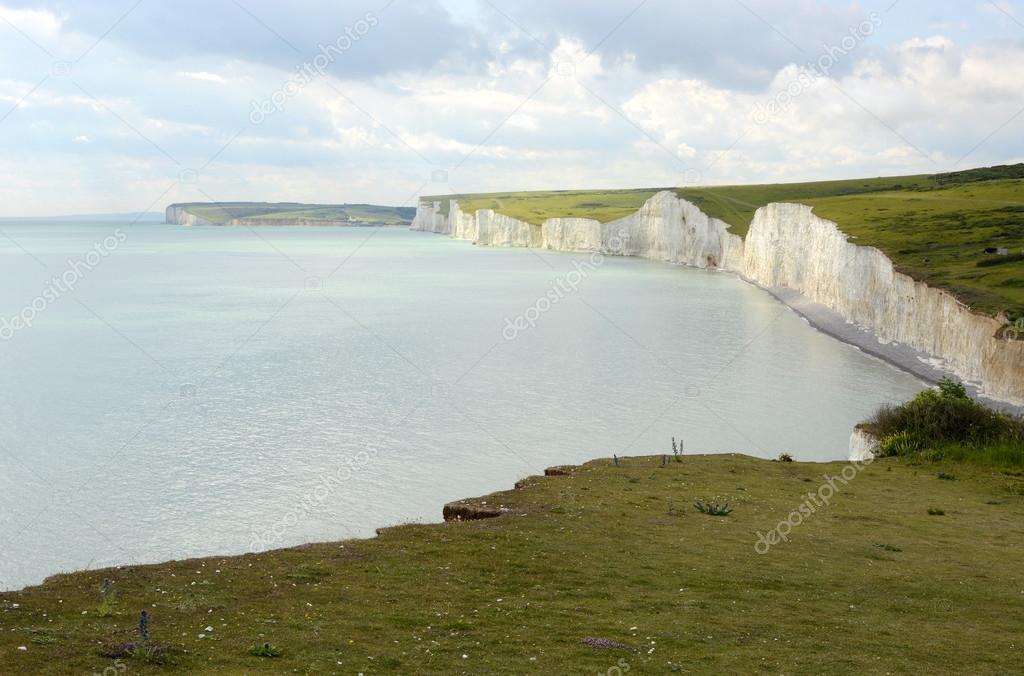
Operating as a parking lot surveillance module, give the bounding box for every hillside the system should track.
[166,202,416,226]
[424,165,1024,316]
[1,454,1022,674]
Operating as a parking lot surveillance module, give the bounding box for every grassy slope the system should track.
[177,203,416,226]
[423,189,660,223]
[2,454,1023,675]
[424,166,1024,316]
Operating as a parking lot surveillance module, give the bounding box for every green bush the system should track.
[937,377,969,400]
[864,378,1024,468]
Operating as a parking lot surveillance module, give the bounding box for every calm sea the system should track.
[0,222,924,589]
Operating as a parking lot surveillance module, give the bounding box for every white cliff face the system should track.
[165,205,211,226]
[523,192,744,268]
[542,217,603,252]
[849,428,879,462]
[409,200,450,234]
[477,209,541,247]
[742,203,1024,404]
[411,192,1024,405]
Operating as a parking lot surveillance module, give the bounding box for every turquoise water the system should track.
[0,222,925,589]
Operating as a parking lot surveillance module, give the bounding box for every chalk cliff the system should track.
[411,191,1024,406]
[849,428,879,463]
[165,205,212,226]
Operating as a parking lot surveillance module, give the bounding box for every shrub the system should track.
[249,642,283,658]
[937,377,969,400]
[977,252,1024,267]
[694,500,732,516]
[863,378,1024,468]
[877,431,923,457]
[671,436,683,462]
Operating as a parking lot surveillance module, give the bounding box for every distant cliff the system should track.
[165,202,416,226]
[165,205,211,226]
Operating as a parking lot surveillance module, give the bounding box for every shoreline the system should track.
[754,283,942,386]
[736,272,1022,414]
[0,446,884,595]
[411,225,967,400]
[412,193,1024,406]
[410,193,1024,410]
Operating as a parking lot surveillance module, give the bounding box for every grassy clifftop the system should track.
[170,202,416,226]
[2,454,1023,674]
[424,165,1024,316]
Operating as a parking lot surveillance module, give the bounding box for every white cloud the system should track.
[619,37,1024,184]
[0,5,61,39]
[177,71,227,84]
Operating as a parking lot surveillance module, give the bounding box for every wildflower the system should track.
[138,610,149,642]
[582,637,633,651]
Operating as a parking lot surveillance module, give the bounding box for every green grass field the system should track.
[2,453,1023,675]
[431,188,662,224]
[425,165,1024,316]
[174,203,416,226]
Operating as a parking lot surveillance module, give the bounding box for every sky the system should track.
[0,0,1022,216]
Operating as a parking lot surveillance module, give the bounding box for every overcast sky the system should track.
[0,0,1022,215]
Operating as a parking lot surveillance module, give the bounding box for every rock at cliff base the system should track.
[443,503,502,521]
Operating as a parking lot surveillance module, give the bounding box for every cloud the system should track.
[621,35,1024,181]
[0,0,1022,215]
[0,4,60,40]
[2,0,479,78]
[177,71,227,84]
[469,0,883,89]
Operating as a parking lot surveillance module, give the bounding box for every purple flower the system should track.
[582,637,632,651]
[138,610,149,642]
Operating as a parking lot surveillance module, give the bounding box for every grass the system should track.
[423,188,661,224]
[174,203,416,226]
[2,453,1023,674]
[425,165,1024,316]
